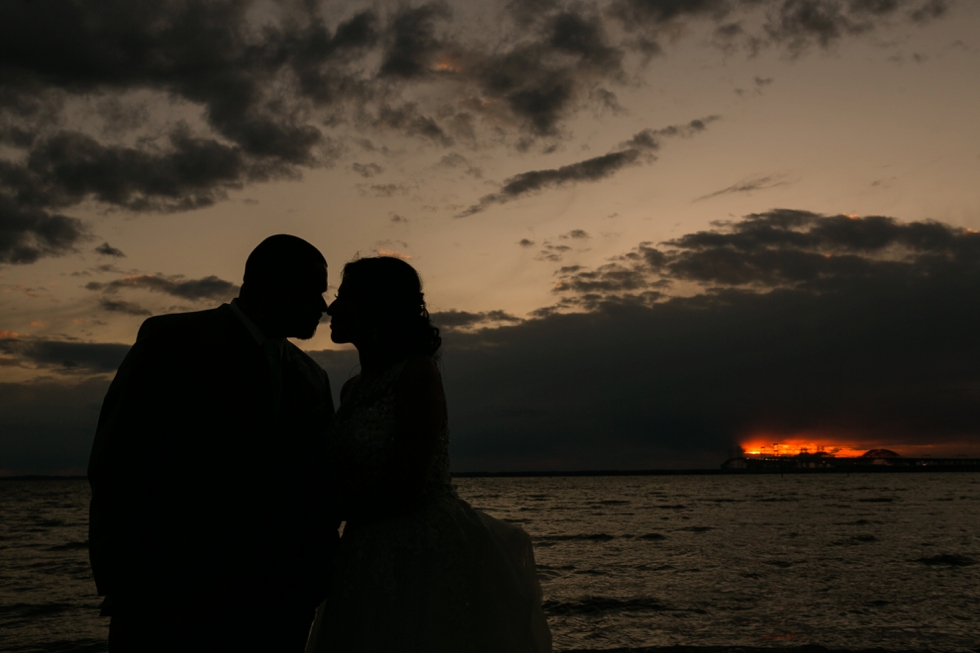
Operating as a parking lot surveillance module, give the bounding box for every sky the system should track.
[1,0,979,474]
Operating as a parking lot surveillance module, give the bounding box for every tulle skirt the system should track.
[305,496,551,653]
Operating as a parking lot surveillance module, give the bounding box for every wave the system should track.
[539,533,617,542]
[47,540,89,551]
[915,554,977,567]
[630,533,667,541]
[0,602,77,620]
[831,535,879,546]
[2,639,107,653]
[544,596,668,615]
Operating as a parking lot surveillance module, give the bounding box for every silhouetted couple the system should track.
[88,235,551,652]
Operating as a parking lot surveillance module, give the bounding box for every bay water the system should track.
[1,474,978,652]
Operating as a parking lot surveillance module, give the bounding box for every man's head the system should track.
[239,235,327,339]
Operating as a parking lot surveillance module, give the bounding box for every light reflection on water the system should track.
[2,475,979,652]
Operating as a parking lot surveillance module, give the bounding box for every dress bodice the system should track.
[328,359,455,517]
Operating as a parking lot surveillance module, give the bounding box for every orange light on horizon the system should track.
[739,437,872,457]
[739,436,980,458]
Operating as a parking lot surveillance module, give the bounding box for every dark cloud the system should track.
[555,257,661,296]
[589,87,625,114]
[458,118,717,216]
[366,183,412,197]
[0,336,130,375]
[99,298,152,316]
[459,8,628,138]
[551,209,980,300]
[610,0,732,26]
[431,309,523,331]
[378,3,451,79]
[610,0,946,55]
[351,163,383,178]
[660,209,979,287]
[537,243,573,262]
[94,242,126,257]
[696,173,788,200]
[438,153,483,178]
[86,274,239,301]
[373,103,454,146]
[764,0,868,52]
[0,197,87,264]
[5,128,293,214]
[549,11,624,72]
[909,0,950,23]
[518,238,536,247]
[561,229,591,239]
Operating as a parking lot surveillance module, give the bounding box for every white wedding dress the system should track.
[306,360,552,653]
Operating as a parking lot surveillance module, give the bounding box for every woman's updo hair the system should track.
[341,256,441,357]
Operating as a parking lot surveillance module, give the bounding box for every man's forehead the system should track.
[272,260,326,286]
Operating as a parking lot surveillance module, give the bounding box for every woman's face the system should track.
[325,279,368,345]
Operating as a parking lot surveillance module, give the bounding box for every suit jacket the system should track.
[88,304,337,617]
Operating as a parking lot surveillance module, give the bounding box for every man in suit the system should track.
[88,235,337,652]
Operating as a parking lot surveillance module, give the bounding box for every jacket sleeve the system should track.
[87,319,172,600]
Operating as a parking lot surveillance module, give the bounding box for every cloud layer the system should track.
[85,274,240,302]
[0,336,130,375]
[0,0,957,262]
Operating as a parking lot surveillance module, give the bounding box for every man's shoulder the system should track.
[136,305,233,342]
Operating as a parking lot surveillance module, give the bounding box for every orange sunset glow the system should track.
[740,437,980,459]
[740,438,869,457]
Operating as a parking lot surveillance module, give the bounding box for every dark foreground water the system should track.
[1,475,978,652]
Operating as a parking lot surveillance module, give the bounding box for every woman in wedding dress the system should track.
[306,256,551,653]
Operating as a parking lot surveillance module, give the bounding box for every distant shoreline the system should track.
[4,466,979,480]
[558,647,941,653]
[453,469,725,477]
